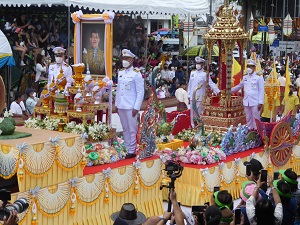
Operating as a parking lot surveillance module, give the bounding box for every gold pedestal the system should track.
[67,110,95,124]
[49,114,68,123]
[82,103,110,124]
[202,95,246,131]
[34,106,53,117]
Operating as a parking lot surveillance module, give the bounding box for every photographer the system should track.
[166,188,184,225]
[0,201,18,225]
[3,211,18,225]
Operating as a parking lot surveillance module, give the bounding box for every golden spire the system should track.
[224,0,229,7]
[202,0,248,41]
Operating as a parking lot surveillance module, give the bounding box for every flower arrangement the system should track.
[24,116,60,130]
[86,138,127,166]
[156,134,175,144]
[63,121,113,141]
[24,117,113,141]
[175,129,197,141]
[156,146,226,165]
[208,132,224,146]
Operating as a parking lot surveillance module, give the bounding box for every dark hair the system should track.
[255,199,275,225]
[284,168,298,192]
[36,54,43,64]
[277,179,292,204]
[14,92,22,101]
[279,70,285,76]
[205,206,222,225]
[215,190,233,207]
[90,30,99,37]
[180,81,186,86]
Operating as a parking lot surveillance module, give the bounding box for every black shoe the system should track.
[125,153,136,159]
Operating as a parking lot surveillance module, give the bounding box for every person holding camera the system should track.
[0,200,18,225]
[3,211,18,225]
[246,175,283,225]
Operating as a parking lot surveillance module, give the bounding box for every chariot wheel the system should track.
[269,122,294,167]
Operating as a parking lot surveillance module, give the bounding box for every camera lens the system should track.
[5,198,29,214]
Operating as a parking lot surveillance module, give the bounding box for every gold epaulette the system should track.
[50,62,55,65]
[65,63,69,67]
[120,68,125,71]
[134,68,140,72]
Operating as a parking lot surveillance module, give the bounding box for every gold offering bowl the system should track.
[72,64,85,89]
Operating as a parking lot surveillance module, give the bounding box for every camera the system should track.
[165,161,181,173]
[160,161,184,212]
[0,189,29,221]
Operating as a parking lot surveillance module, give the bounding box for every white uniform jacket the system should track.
[231,72,264,107]
[115,67,145,110]
[48,62,73,88]
[187,69,220,101]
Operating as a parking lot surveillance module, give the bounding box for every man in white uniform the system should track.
[115,49,145,159]
[231,59,264,130]
[187,56,220,128]
[48,47,73,89]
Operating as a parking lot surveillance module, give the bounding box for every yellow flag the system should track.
[273,60,280,101]
[232,58,242,86]
[284,57,291,98]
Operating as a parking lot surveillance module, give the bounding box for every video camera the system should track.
[0,189,29,221]
[160,161,184,212]
[164,161,183,177]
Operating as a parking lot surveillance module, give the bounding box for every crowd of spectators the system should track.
[1,13,70,72]
[110,159,300,225]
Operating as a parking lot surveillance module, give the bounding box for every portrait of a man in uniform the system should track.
[81,22,105,75]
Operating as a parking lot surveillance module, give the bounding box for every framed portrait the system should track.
[81,21,106,76]
[73,13,113,79]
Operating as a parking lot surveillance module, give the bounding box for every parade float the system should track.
[154,0,300,205]
[1,3,300,225]
[0,12,164,225]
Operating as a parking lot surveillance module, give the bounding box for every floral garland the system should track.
[156,146,226,165]
[24,117,112,142]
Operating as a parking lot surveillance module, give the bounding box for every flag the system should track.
[273,60,280,101]
[283,14,293,37]
[249,12,254,40]
[285,57,291,98]
[232,58,242,86]
[268,18,275,45]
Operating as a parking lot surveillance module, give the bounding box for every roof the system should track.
[1,0,209,15]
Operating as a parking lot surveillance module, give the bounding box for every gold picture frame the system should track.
[73,14,113,79]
